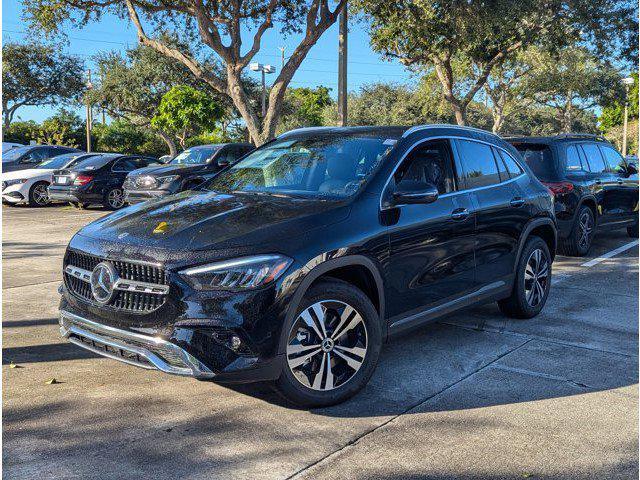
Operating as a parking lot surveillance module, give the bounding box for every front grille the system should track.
[64,249,169,313]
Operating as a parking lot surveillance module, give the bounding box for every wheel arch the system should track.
[514,217,557,269]
[285,255,386,340]
[577,196,598,223]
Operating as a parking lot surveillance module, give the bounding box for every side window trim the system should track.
[491,146,510,181]
[379,135,525,210]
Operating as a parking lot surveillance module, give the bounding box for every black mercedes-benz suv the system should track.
[59,125,556,407]
[508,134,639,256]
[123,143,254,204]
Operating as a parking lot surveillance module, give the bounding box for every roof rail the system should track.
[277,126,336,138]
[402,124,495,138]
[554,133,608,142]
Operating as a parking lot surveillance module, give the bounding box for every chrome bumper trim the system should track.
[59,310,214,378]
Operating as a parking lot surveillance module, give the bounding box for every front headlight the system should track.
[157,175,179,187]
[4,179,27,187]
[179,254,292,290]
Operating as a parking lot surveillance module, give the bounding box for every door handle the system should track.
[617,179,624,184]
[510,197,525,207]
[595,180,602,185]
[451,208,470,220]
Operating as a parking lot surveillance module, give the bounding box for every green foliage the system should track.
[2,41,85,126]
[2,120,40,145]
[151,85,225,148]
[37,108,84,147]
[93,120,167,157]
[277,86,333,134]
[184,131,226,148]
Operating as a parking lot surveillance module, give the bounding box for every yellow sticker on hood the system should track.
[153,221,168,234]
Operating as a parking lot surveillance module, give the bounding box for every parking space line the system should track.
[581,240,639,268]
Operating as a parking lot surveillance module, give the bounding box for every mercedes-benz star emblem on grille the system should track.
[90,261,118,304]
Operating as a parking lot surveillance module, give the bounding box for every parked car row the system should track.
[1,143,254,209]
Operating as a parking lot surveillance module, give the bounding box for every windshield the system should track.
[2,146,33,162]
[205,135,395,198]
[36,153,92,170]
[170,146,221,165]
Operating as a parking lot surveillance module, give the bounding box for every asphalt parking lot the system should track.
[2,203,638,480]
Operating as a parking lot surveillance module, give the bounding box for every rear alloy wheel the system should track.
[104,188,125,210]
[276,279,381,407]
[28,181,50,207]
[498,235,552,319]
[559,205,594,256]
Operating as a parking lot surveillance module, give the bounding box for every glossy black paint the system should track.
[48,154,160,207]
[508,136,639,239]
[2,145,81,172]
[123,143,254,204]
[60,125,556,382]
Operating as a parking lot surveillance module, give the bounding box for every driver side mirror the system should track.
[626,162,638,176]
[217,158,230,168]
[392,181,439,205]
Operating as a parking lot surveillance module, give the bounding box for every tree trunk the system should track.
[156,130,177,156]
[227,68,262,145]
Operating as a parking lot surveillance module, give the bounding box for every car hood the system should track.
[2,168,53,181]
[77,190,351,251]
[129,163,206,177]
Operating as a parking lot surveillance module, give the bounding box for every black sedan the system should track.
[123,143,253,204]
[48,154,161,210]
[2,145,82,173]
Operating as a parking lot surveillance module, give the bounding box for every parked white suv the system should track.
[2,153,95,206]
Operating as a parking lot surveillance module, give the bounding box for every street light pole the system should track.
[622,77,634,157]
[250,63,276,118]
[85,69,93,153]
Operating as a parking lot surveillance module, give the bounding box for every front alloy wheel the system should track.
[29,182,50,207]
[276,279,381,407]
[577,210,593,251]
[286,300,368,391]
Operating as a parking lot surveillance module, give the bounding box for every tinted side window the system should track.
[599,145,626,173]
[498,150,524,177]
[565,145,584,171]
[457,139,500,189]
[395,139,455,194]
[581,144,607,173]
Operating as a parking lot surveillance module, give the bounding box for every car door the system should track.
[110,157,140,190]
[385,138,476,323]
[580,143,619,224]
[455,138,528,289]
[599,144,638,222]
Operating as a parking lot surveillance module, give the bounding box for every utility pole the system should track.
[85,69,93,152]
[279,46,286,69]
[337,4,348,127]
[622,77,634,157]
[100,72,106,124]
[250,63,276,118]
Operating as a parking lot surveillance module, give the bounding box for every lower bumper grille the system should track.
[59,310,214,378]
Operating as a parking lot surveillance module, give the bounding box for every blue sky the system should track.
[2,2,416,123]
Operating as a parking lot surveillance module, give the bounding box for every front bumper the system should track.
[124,189,169,204]
[59,309,216,378]
[2,183,29,203]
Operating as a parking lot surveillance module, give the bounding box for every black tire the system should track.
[275,278,382,407]
[498,235,552,319]
[28,181,50,207]
[103,187,126,210]
[559,205,595,256]
[627,223,638,238]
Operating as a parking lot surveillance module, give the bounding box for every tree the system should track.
[93,120,168,157]
[151,85,225,149]
[277,86,333,134]
[37,108,84,147]
[2,42,85,127]
[24,0,347,145]
[90,41,249,156]
[353,0,636,125]
[522,47,621,132]
[599,73,639,132]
